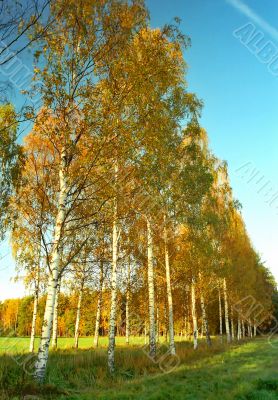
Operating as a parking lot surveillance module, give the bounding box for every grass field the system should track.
[0,336,277,399]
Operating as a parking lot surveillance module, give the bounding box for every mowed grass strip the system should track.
[0,337,277,399]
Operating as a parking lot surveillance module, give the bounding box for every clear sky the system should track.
[0,0,278,300]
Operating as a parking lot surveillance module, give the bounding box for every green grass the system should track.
[0,335,153,354]
[0,336,277,399]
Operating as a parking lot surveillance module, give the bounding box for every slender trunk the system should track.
[51,277,61,349]
[237,317,241,340]
[254,322,257,337]
[94,263,104,348]
[108,166,119,374]
[35,271,60,381]
[30,259,40,353]
[34,168,68,382]
[146,217,156,357]
[223,278,231,343]
[34,151,68,382]
[107,208,118,373]
[231,306,235,341]
[125,260,130,345]
[200,285,211,347]
[191,276,198,350]
[248,319,253,338]
[164,221,175,355]
[74,281,84,349]
[242,320,245,338]
[144,321,147,345]
[218,282,223,342]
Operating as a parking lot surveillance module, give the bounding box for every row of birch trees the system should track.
[0,0,276,384]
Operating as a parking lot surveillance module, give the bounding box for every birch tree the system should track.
[146,217,156,357]
[191,276,198,350]
[29,0,148,381]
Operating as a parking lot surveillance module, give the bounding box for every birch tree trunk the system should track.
[74,281,84,349]
[218,283,223,343]
[30,258,40,353]
[237,317,241,340]
[223,278,231,343]
[248,319,253,338]
[108,167,119,373]
[94,263,104,348]
[200,287,211,347]
[191,276,198,350]
[242,320,245,338]
[254,323,257,337]
[164,222,175,355]
[34,150,68,382]
[146,217,156,357]
[231,306,235,342]
[51,277,61,349]
[125,260,130,345]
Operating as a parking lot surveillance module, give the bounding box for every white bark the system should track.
[248,319,253,338]
[223,278,231,343]
[237,317,241,340]
[164,222,175,355]
[146,217,156,357]
[125,260,130,345]
[108,169,119,374]
[94,263,104,348]
[200,287,211,347]
[35,271,60,381]
[191,276,198,350]
[254,322,257,337]
[34,150,68,382]
[51,277,61,349]
[231,306,235,341]
[74,281,84,349]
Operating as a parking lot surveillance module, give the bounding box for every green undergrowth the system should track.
[0,337,277,399]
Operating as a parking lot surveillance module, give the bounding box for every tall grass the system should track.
[2,337,276,400]
[0,337,230,399]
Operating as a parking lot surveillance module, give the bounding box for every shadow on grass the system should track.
[0,338,277,399]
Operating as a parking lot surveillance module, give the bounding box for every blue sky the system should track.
[147,0,278,282]
[0,0,278,300]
